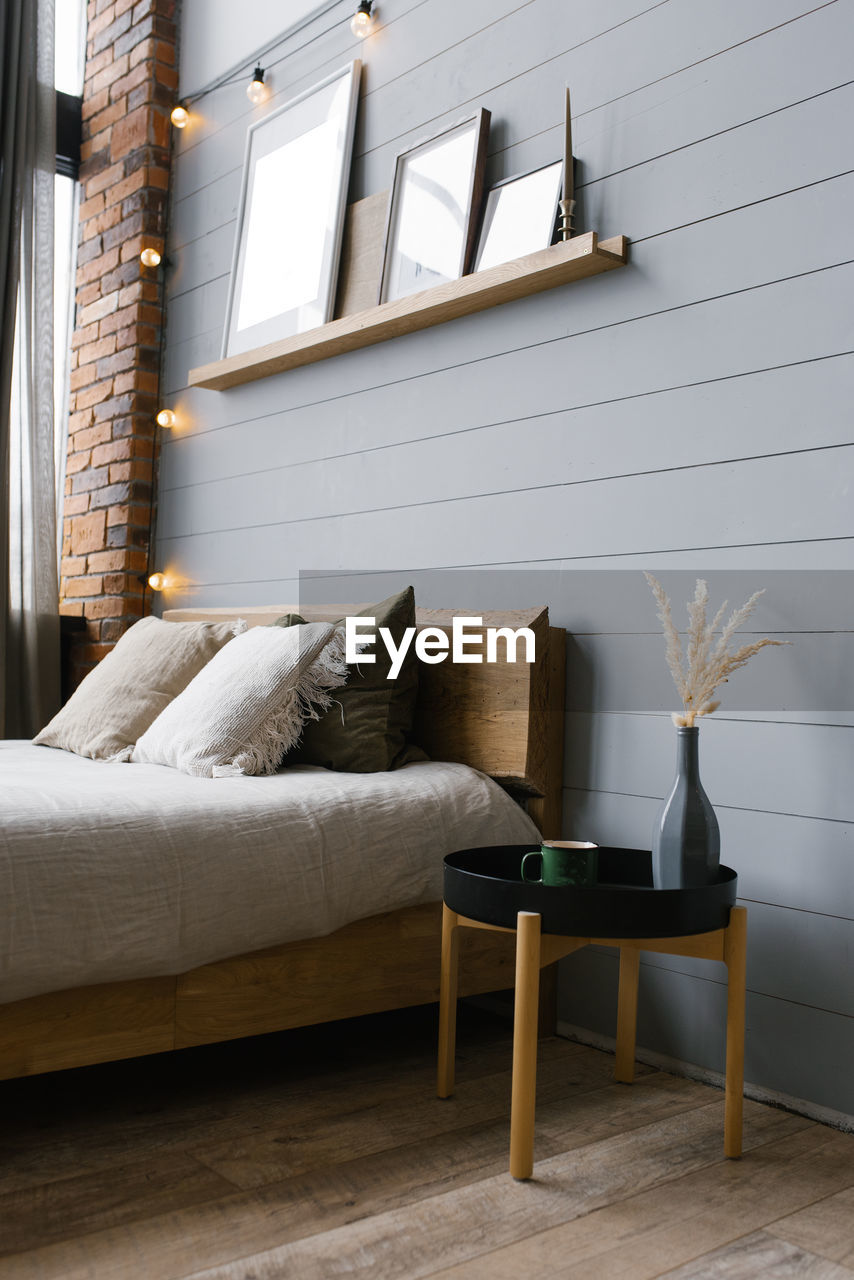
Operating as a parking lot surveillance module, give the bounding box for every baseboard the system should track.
[557,1019,854,1135]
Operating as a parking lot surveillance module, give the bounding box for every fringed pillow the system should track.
[132,622,348,778]
[34,615,243,762]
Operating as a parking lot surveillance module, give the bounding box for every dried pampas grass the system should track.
[644,573,788,727]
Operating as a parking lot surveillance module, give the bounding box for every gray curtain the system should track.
[0,0,59,737]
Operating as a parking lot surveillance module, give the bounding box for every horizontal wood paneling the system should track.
[162,170,854,460]
[167,0,851,300]
[158,546,854,608]
[162,0,854,1117]
[496,0,851,178]
[163,232,853,415]
[565,713,854,824]
[166,71,854,336]
[559,947,854,1115]
[158,443,852,573]
[561,633,854,716]
[358,2,848,199]
[170,0,835,236]
[172,0,530,195]
[565,789,854,920]
[162,262,854,533]
[159,353,854,516]
[171,0,654,204]
[550,542,854,572]
[579,900,854,1019]
[627,903,854,1019]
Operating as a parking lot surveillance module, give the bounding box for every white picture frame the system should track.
[473,160,563,273]
[222,61,361,358]
[378,109,491,305]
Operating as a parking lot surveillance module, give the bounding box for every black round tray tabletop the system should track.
[444,845,737,939]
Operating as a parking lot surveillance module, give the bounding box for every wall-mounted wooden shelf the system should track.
[188,231,628,392]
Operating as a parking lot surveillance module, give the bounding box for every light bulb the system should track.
[148,572,168,591]
[156,408,176,428]
[170,104,189,128]
[140,246,162,268]
[350,0,374,36]
[246,67,267,104]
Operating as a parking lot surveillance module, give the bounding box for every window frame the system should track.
[55,90,82,179]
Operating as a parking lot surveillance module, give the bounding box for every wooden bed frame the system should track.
[1,607,566,1080]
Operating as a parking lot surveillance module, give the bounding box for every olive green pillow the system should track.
[276,587,421,772]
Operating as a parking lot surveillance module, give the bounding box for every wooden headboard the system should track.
[163,605,566,837]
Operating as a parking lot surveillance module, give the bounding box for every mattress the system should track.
[0,741,539,1004]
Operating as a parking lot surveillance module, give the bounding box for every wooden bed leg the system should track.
[510,911,541,1180]
[724,906,748,1158]
[437,904,460,1098]
[615,945,640,1083]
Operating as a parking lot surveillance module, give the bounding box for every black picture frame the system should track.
[378,108,491,304]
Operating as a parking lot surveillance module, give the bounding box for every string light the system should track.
[175,5,384,120]
[170,103,189,128]
[156,409,176,428]
[350,0,375,37]
[140,246,162,268]
[148,572,169,591]
[246,66,267,104]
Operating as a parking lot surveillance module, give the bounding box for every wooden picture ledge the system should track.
[189,231,628,391]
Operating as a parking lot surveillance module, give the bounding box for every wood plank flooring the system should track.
[0,1004,851,1279]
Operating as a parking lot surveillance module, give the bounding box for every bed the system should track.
[0,606,565,1080]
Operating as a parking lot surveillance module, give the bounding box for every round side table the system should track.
[437,844,746,1180]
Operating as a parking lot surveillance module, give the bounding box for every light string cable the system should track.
[175,1,371,114]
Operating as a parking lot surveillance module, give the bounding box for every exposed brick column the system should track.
[60,0,177,688]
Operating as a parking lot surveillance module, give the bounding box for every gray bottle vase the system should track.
[652,726,720,889]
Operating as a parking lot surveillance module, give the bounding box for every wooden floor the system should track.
[0,1005,852,1279]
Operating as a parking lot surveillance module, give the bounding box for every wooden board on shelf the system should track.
[189,232,628,391]
[334,189,388,318]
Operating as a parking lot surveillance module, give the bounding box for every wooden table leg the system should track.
[510,911,542,1180]
[724,905,748,1158]
[615,945,640,1084]
[437,904,460,1098]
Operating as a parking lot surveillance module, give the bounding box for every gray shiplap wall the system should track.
[161,0,854,1117]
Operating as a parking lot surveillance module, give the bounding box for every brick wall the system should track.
[60,0,177,688]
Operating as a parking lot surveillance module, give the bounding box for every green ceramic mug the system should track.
[521,841,599,888]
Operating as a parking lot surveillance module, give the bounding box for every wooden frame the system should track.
[0,607,566,1081]
[378,109,490,304]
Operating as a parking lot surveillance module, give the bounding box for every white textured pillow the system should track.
[132,622,348,778]
[34,615,243,761]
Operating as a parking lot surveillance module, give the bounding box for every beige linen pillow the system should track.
[132,622,348,778]
[34,616,242,762]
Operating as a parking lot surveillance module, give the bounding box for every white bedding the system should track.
[0,741,539,1004]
